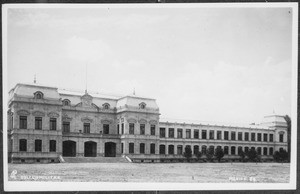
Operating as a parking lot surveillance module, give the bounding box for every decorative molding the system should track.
[62,99,71,106]
[17,110,30,116]
[102,103,110,109]
[101,119,112,124]
[62,116,72,122]
[47,112,59,118]
[32,111,45,117]
[149,120,158,125]
[278,131,285,134]
[121,118,124,122]
[138,119,147,124]
[127,118,137,123]
[139,102,146,109]
[33,91,44,99]
[81,117,93,123]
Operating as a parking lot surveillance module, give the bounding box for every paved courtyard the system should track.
[8,162,290,183]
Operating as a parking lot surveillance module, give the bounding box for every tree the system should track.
[273,149,289,162]
[238,150,246,162]
[284,115,291,162]
[206,147,214,162]
[183,146,192,162]
[214,147,224,162]
[195,150,202,162]
[247,148,258,162]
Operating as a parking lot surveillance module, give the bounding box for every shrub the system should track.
[206,147,214,162]
[273,149,288,162]
[195,150,202,162]
[214,147,224,162]
[183,146,192,162]
[247,149,258,162]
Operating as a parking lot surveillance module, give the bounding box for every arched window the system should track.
[139,102,146,109]
[201,145,207,154]
[159,144,166,154]
[103,103,110,110]
[34,91,43,99]
[168,145,174,155]
[238,146,243,155]
[194,145,199,154]
[62,99,71,106]
[224,146,229,155]
[231,146,236,155]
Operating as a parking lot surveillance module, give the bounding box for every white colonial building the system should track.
[7,83,288,163]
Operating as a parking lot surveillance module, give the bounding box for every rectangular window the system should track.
[269,134,273,142]
[63,122,70,133]
[50,118,57,130]
[177,145,183,155]
[202,130,207,139]
[257,133,262,141]
[140,143,145,154]
[251,133,256,141]
[169,128,174,138]
[121,143,124,153]
[245,132,249,141]
[121,123,124,134]
[140,124,145,135]
[50,140,56,152]
[129,123,135,134]
[160,128,166,138]
[150,125,156,135]
[117,124,120,134]
[194,130,199,139]
[35,139,42,152]
[35,117,42,130]
[263,133,268,142]
[150,143,155,154]
[19,139,27,151]
[129,143,134,154]
[224,131,229,140]
[84,123,90,133]
[217,131,222,140]
[231,131,236,140]
[19,116,27,129]
[269,147,274,155]
[238,132,242,141]
[103,124,109,134]
[209,130,214,139]
[186,129,191,139]
[177,128,183,138]
[279,134,284,142]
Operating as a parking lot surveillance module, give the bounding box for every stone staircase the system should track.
[63,156,130,163]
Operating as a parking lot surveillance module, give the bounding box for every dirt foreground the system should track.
[8,162,290,183]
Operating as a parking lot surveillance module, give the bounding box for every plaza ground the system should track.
[8,162,290,183]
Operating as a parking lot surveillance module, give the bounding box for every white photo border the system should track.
[2,2,298,191]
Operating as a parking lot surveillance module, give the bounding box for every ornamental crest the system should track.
[32,111,45,117]
[81,117,93,123]
[138,119,147,124]
[17,110,30,116]
[47,112,59,118]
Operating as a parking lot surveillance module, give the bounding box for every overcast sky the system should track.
[6,5,294,124]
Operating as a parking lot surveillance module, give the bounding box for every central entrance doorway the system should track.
[63,140,76,157]
[84,141,97,157]
[105,142,116,157]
